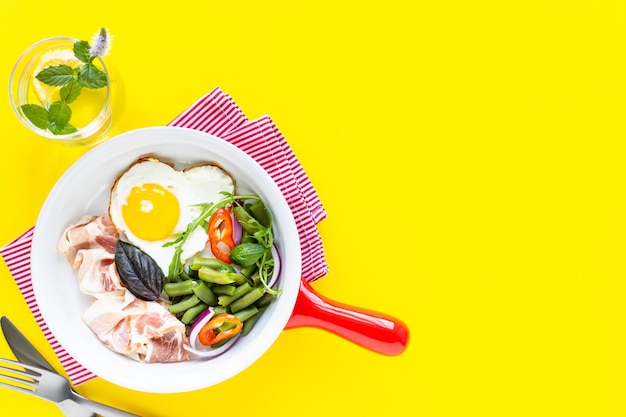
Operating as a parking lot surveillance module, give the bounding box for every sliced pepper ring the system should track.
[198,313,243,346]
[208,207,236,263]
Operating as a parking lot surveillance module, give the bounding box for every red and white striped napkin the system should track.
[0,87,328,386]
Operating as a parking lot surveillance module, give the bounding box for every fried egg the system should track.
[109,157,235,275]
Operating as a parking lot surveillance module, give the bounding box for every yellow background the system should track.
[0,0,624,415]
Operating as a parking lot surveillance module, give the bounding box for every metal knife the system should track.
[1,316,97,417]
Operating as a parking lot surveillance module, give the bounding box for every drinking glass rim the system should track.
[8,36,112,142]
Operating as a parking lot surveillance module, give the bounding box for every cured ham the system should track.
[57,215,125,298]
[58,215,189,363]
[82,291,189,363]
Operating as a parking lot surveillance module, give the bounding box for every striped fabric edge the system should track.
[222,117,329,281]
[168,87,248,135]
[0,227,97,386]
[169,87,326,225]
[268,119,327,224]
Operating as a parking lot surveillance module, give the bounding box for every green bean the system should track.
[240,229,256,244]
[251,272,262,286]
[233,206,261,235]
[230,272,248,285]
[198,267,246,285]
[240,264,258,279]
[230,287,265,313]
[181,302,208,324]
[242,307,266,335]
[169,294,201,314]
[247,200,271,227]
[217,321,237,332]
[255,291,277,308]
[164,280,196,297]
[234,305,258,323]
[212,284,236,296]
[192,281,217,306]
[212,305,227,315]
[180,269,194,281]
[218,283,253,307]
[190,257,235,273]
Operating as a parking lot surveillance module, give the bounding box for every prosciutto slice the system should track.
[57,215,125,298]
[82,290,189,363]
[59,215,189,363]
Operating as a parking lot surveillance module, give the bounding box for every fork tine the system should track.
[0,358,40,389]
[0,379,36,395]
[0,358,41,375]
[0,369,37,386]
[1,358,139,416]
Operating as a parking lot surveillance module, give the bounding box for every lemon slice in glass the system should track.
[31,48,80,106]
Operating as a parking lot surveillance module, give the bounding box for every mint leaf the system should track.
[78,63,107,89]
[21,104,49,129]
[49,122,78,135]
[73,40,93,64]
[21,103,78,135]
[36,65,76,87]
[47,101,72,128]
[59,80,83,104]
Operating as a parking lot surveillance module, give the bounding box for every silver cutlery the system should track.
[0,357,140,417]
[1,316,96,416]
[0,317,57,374]
[1,317,138,416]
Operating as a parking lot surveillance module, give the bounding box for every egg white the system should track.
[109,158,235,275]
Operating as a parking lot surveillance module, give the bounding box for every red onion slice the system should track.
[185,307,240,359]
[231,211,242,245]
[268,244,280,288]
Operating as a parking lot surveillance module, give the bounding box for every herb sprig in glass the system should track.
[21,28,112,135]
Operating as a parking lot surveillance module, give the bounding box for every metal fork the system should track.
[0,358,140,416]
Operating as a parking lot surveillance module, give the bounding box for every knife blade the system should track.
[1,316,96,417]
[1,316,56,373]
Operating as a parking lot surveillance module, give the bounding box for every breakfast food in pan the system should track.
[58,157,281,363]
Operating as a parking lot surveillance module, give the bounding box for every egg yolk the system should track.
[122,183,180,241]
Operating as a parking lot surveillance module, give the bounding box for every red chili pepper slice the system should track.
[208,208,235,263]
[198,313,243,346]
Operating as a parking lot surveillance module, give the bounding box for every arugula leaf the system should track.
[35,65,76,87]
[79,63,107,88]
[59,80,83,104]
[257,250,279,294]
[20,104,49,129]
[73,40,93,64]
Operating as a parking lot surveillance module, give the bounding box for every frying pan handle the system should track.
[285,279,409,356]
